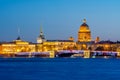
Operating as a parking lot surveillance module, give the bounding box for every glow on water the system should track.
[0,58,120,80]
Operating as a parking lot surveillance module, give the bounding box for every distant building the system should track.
[78,19,91,42]
[77,19,93,50]
[0,36,35,56]
[94,40,119,51]
[36,27,76,52]
[37,27,46,44]
[95,36,100,43]
[1,19,120,56]
[43,40,76,51]
[69,36,74,41]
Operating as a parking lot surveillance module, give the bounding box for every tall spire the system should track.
[16,27,21,40]
[40,25,42,33]
[37,25,46,43]
[40,25,43,35]
[18,27,20,36]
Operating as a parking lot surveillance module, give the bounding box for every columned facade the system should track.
[77,19,92,50]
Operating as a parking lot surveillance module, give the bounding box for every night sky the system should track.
[0,0,120,42]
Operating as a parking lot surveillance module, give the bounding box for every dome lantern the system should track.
[83,19,86,23]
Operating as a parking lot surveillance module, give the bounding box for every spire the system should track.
[18,27,20,37]
[40,25,42,33]
[39,25,43,36]
[16,27,21,40]
[37,25,46,43]
[83,19,86,23]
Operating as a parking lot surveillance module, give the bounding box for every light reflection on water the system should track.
[0,58,120,80]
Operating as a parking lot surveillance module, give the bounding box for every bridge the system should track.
[56,50,119,58]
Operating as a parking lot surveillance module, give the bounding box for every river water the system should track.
[0,58,120,80]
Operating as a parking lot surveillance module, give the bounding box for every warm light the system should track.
[105,44,109,48]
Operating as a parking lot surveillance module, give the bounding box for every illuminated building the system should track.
[78,19,91,42]
[1,19,120,57]
[95,40,120,51]
[36,26,76,52]
[36,40,76,52]
[69,36,74,41]
[43,40,76,51]
[95,36,100,43]
[37,27,46,43]
[77,19,93,50]
[36,39,76,52]
[0,36,35,56]
[36,26,46,52]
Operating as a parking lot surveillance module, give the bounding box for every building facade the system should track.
[77,19,92,50]
[1,19,120,56]
[78,19,91,42]
[37,27,46,44]
[0,37,36,56]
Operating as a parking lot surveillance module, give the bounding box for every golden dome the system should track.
[79,19,90,32]
[78,19,91,42]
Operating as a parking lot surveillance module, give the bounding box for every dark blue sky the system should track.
[0,0,120,42]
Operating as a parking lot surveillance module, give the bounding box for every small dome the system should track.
[69,36,74,41]
[16,36,21,40]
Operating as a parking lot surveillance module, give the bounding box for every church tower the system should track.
[37,27,45,43]
[78,19,91,42]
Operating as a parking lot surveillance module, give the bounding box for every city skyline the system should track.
[1,0,120,42]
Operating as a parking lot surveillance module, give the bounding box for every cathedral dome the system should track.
[79,19,90,32]
[78,19,91,42]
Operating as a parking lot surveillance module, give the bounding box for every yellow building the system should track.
[36,40,76,52]
[37,27,46,44]
[0,37,36,56]
[2,19,120,56]
[78,19,91,42]
[94,41,118,51]
[77,19,92,50]
[36,26,76,52]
